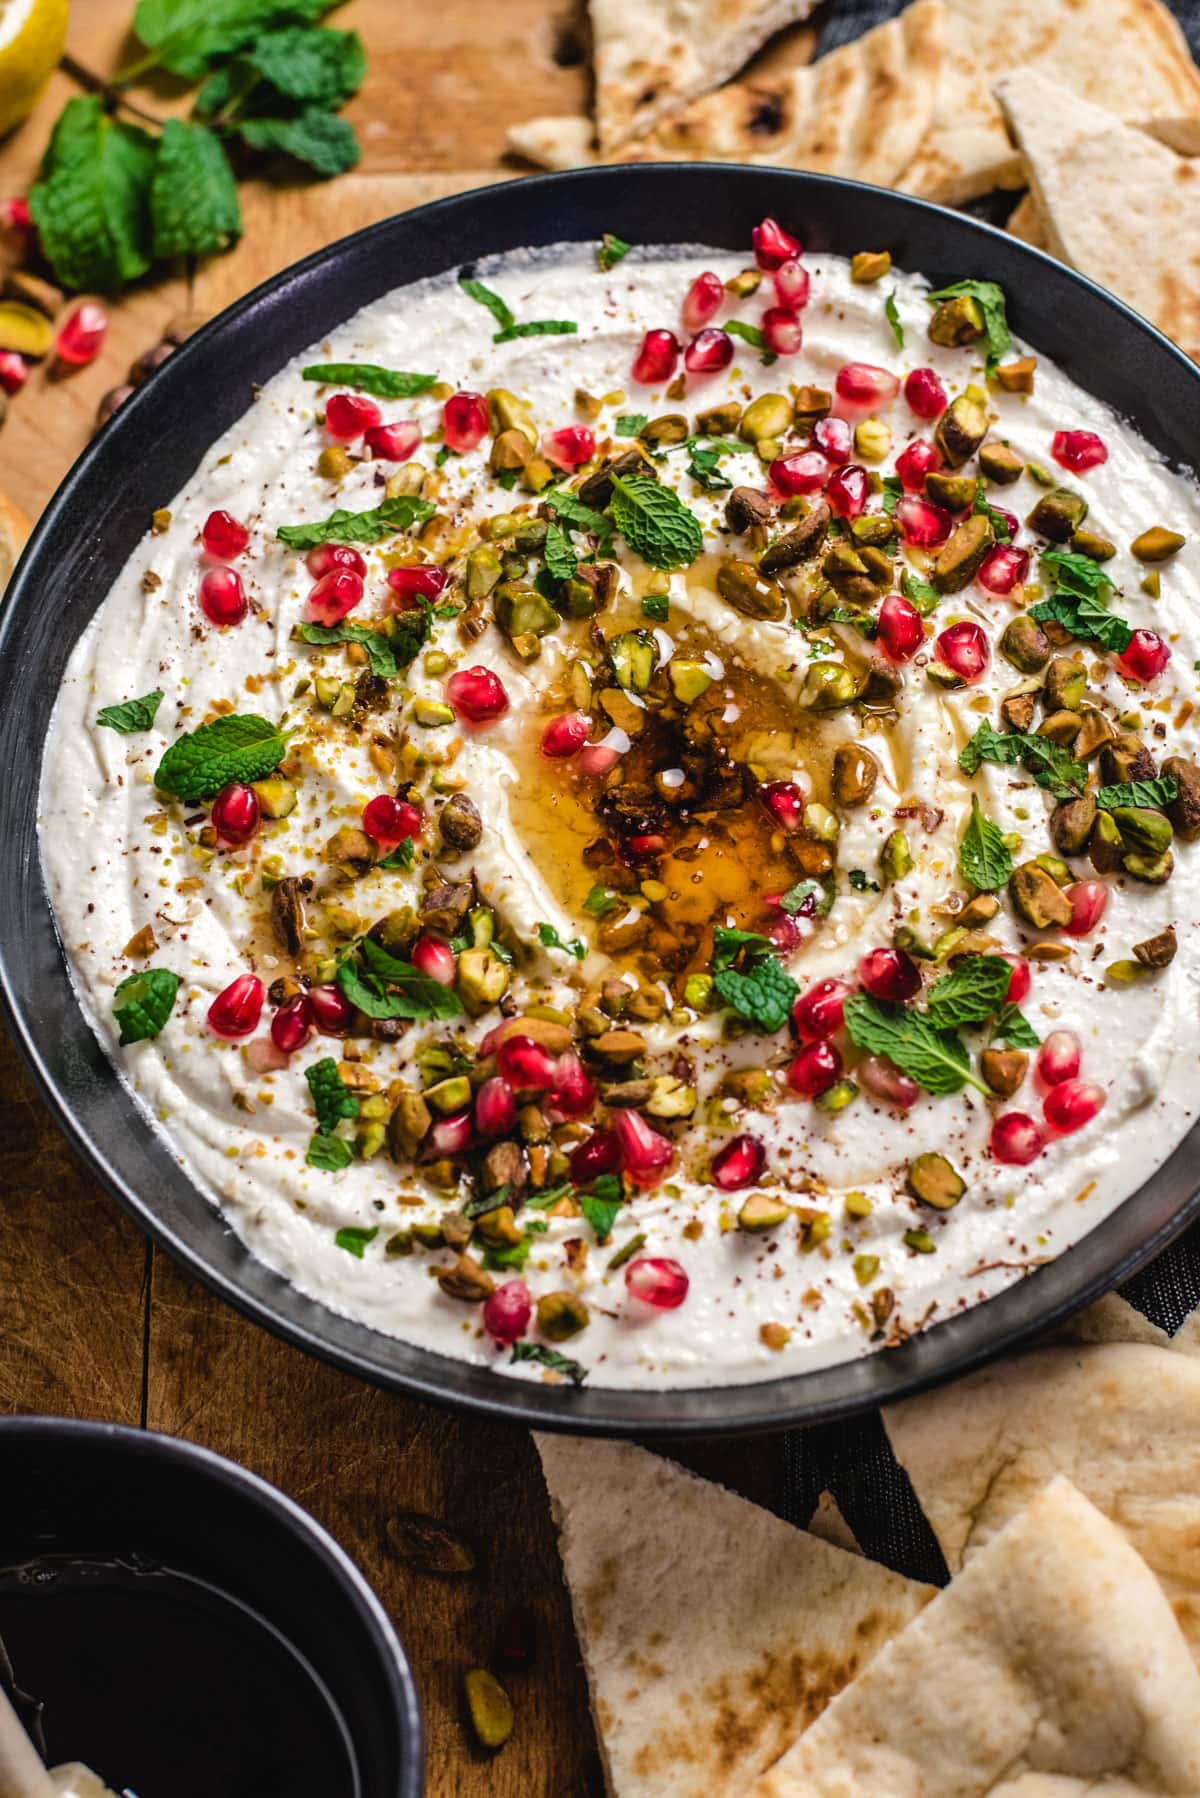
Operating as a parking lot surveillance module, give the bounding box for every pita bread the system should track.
[536,1434,933,1796]
[995,71,1200,362]
[896,8,1015,203]
[751,1477,1200,1796]
[590,0,820,152]
[885,1343,1200,1664]
[1005,191,1050,250]
[508,0,944,184]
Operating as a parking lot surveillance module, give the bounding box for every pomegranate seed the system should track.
[208,974,264,1039]
[786,1039,842,1098]
[577,736,625,778]
[835,362,900,408]
[0,197,31,232]
[769,450,829,496]
[483,1278,531,1346]
[977,545,1030,596]
[877,592,925,662]
[1037,1030,1081,1086]
[1116,630,1170,684]
[812,417,851,464]
[895,439,942,492]
[1043,1079,1106,1133]
[610,1109,675,1185]
[935,621,990,684]
[896,495,953,547]
[627,832,666,860]
[766,913,804,955]
[826,464,869,519]
[990,1112,1045,1165]
[625,1256,689,1308]
[543,424,595,470]
[306,544,366,580]
[791,978,849,1040]
[631,328,680,385]
[56,301,107,367]
[210,782,259,847]
[711,1133,766,1190]
[410,935,456,987]
[761,780,806,832]
[1051,430,1107,473]
[1064,880,1108,937]
[682,270,724,333]
[569,1128,623,1184]
[772,259,810,309]
[497,1034,561,1091]
[447,666,508,725]
[270,993,313,1054]
[904,368,947,420]
[387,564,449,607]
[306,567,363,626]
[325,391,381,440]
[752,218,801,270]
[363,421,422,461]
[425,1112,472,1158]
[309,984,352,1035]
[475,1076,517,1138]
[761,307,802,357]
[245,1037,290,1075]
[199,566,248,627]
[547,1052,597,1119]
[685,327,734,374]
[1002,955,1032,1005]
[859,947,921,1002]
[857,1055,920,1109]
[0,351,27,394]
[201,510,249,559]
[442,390,489,453]
[362,794,422,848]
[541,712,590,758]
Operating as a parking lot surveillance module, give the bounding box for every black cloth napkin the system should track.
[775,0,1200,1567]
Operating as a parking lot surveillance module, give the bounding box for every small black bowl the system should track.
[0,1418,423,1796]
[2,165,1199,1435]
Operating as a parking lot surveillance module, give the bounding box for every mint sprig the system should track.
[843,992,988,1096]
[1096,775,1178,811]
[97,689,164,734]
[990,1003,1041,1049]
[277,494,434,549]
[301,363,436,398]
[112,967,180,1045]
[959,723,1086,800]
[305,1057,359,1134]
[609,473,703,571]
[958,795,1012,892]
[925,955,1013,1030]
[154,713,286,802]
[510,1342,588,1385]
[926,278,1011,368]
[336,937,463,1022]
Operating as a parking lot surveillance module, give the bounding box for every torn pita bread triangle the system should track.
[536,1434,933,1795]
[994,70,1200,364]
[590,0,821,151]
[750,1475,1200,1795]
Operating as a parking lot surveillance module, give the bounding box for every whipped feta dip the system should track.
[39,233,1200,1390]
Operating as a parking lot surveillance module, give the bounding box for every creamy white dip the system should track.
[39,240,1200,1389]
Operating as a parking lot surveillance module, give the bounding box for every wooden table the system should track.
[0,5,819,1789]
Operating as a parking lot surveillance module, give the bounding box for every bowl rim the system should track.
[0,1414,425,1794]
[4,162,1199,1436]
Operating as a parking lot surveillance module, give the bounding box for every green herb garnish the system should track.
[334,1221,378,1252]
[710,927,798,1033]
[926,278,1011,369]
[925,955,1014,1030]
[609,472,703,571]
[510,1341,588,1385]
[301,363,436,397]
[990,1002,1041,1049]
[459,274,513,332]
[725,318,776,365]
[112,967,180,1045]
[959,722,1086,800]
[336,937,463,1022]
[615,413,647,436]
[885,291,904,348]
[493,319,577,343]
[1096,775,1179,811]
[543,521,578,583]
[900,569,941,615]
[958,794,1013,891]
[641,591,669,622]
[536,922,586,960]
[296,620,399,678]
[597,232,631,271]
[97,689,164,734]
[843,992,988,1096]
[154,713,286,802]
[277,493,434,550]
[309,1135,355,1172]
[305,1057,359,1134]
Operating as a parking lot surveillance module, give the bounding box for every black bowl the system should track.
[3,166,1198,1435]
[0,1416,423,1795]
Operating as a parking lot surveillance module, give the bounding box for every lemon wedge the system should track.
[0,0,69,139]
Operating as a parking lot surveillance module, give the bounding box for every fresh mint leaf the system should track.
[245,24,365,105]
[925,955,1013,1029]
[641,591,669,622]
[615,414,647,436]
[597,232,630,271]
[713,958,798,1034]
[725,319,776,365]
[510,1341,588,1385]
[130,0,335,81]
[885,291,904,348]
[711,926,774,970]
[581,1192,623,1241]
[959,723,1086,799]
[1041,548,1115,602]
[927,278,1011,368]
[149,119,241,259]
[881,475,903,516]
[334,1222,378,1253]
[543,487,614,550]
[848,869,880,893]
[900,569,941,615]
[483,1234,535,1273]
[338,937,464,1020]
[609,473,703,571]
[991,1002,1041,1049]
[973,483,1011,543]
[1096,775,1179,811]
[301,363,436,398]
[1030,589,1132,655]
[843,992,987,1095]
[97,689,164,733]
[463,1184,513,1220]
[155,713,286,801]
[823,606,878,639]
[297,619,398,677]
[686,441,733,493]
[779,880,834,917]
[583,883,620,916]
[308,1135,354,1172]
[543,521,578,583]
[493,319,577,342]
[379,837,416,871]
[305,1056,359,1133]
[459,274,514,332]
[277,493,434,548]
[30,98,155,293]
[112,967,180,1045]
[238,108,360,175]
[959,795,1013,891]
[537,922,585,960]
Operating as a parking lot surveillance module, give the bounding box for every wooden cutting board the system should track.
[0,3,810,1790]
